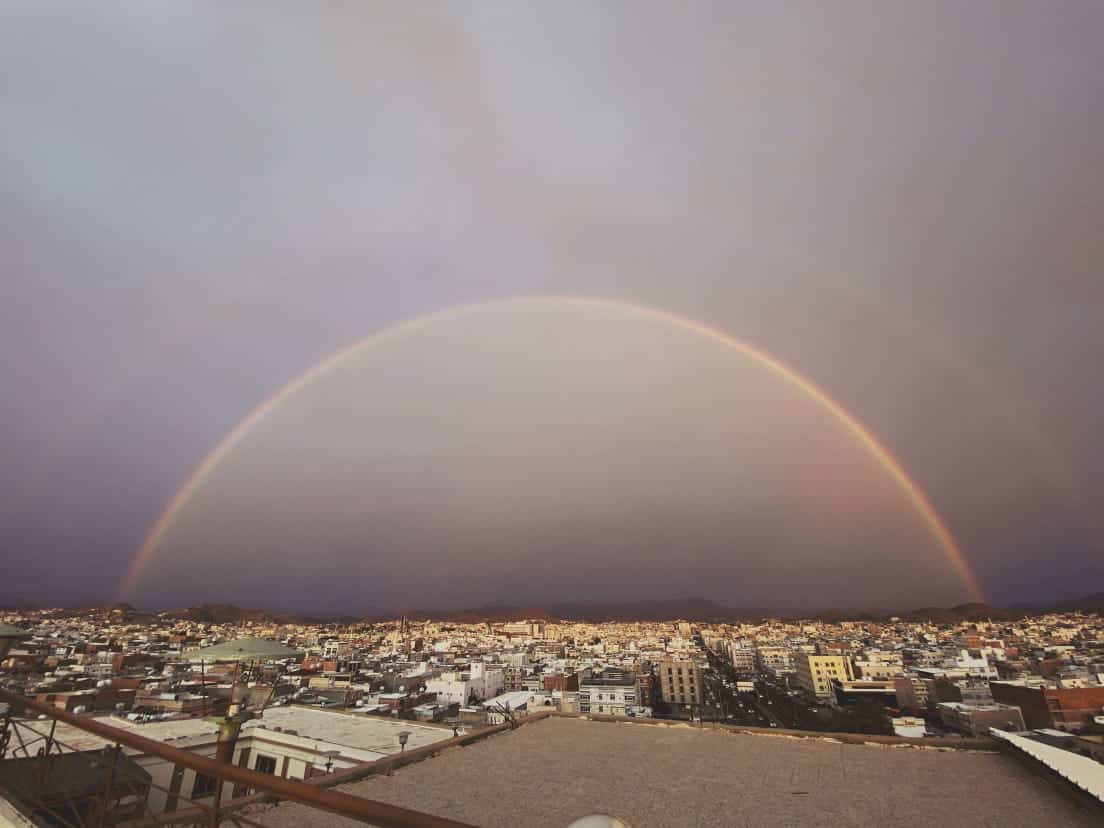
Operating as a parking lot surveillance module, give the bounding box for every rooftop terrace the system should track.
[251,716,1100,828]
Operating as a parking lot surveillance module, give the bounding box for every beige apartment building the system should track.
[659,658,702,709]
[795,654,854,699]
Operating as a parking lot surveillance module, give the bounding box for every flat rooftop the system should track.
[13,706,453,758]
[17,714,219,753]
[246,706,454,754]
[252,717,1099,828]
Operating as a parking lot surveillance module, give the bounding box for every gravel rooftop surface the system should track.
[252,716,1100,828]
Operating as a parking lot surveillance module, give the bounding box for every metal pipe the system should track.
[99,743,122,828]
[215,717,243,766]
[0,688,477,828]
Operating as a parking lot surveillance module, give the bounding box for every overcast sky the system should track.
[2,2,1102,613]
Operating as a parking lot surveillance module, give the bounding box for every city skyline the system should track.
[4,598,1101,824]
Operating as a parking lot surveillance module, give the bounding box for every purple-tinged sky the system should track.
[1,2,1102,613]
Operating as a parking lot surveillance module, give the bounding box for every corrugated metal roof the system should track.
[990,729,1104,802]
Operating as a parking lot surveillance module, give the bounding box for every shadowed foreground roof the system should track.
[251,717,1099,828]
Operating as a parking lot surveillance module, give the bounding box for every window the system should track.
[191,773,217,799]
[254,755,278,775]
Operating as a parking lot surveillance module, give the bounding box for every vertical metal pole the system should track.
[43,719,57,757]
[164,763,184,812]
[34,718,59,795]
[0,703,12,759]
[98,742,121,828]
[210,714,242,828]
[210,777,224,828]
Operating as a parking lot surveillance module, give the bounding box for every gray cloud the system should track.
[2,2,1101,611]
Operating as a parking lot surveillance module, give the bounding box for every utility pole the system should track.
[210,667,252,820]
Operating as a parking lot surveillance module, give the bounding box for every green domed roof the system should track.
[186,637,304,661]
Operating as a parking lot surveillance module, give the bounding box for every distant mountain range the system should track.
[385,598,773,624]
[384,593,1104,623]
[158,603,324,625]
[14,602,353,626]
[1016,591,1104,616]
[8,593,1103,624]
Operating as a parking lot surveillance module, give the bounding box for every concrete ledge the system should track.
[991,729,1104,815]
[556,711,997,750]
[207,712,553,819]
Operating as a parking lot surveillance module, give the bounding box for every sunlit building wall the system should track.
[795,654,854,699]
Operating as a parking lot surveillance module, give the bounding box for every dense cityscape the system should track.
[5,2,1104,825]
[1,601,1101,824]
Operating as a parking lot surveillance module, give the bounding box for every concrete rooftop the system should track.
[251,717,1099,828]
[17,714,219,753]
[247,706,454,754]
[14,706,453,758]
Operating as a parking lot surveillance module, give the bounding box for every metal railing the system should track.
[0,688,477,828]
[0,712,267,828]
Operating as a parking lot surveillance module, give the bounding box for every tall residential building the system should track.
[727,644,756,672]
[893,675,930,710]
[659,658,702,709]
[756,647,794,675]
[502,665,526,692]
[795,654,854,699]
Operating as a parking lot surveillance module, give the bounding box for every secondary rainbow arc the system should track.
[119,296,985,603]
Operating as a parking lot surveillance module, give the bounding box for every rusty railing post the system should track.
[98,742,122,828]
[37,718,58,794]
[43,718,57,756]
[210,712,244,828]
[209,777,224,828]
[0,702,13,759]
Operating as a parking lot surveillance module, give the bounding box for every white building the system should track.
[18,706,454,814]
[578,677,640,716]
[425,663,504,707]
[425,673,471,707]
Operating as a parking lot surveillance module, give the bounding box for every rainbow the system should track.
[119,296,984,603]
